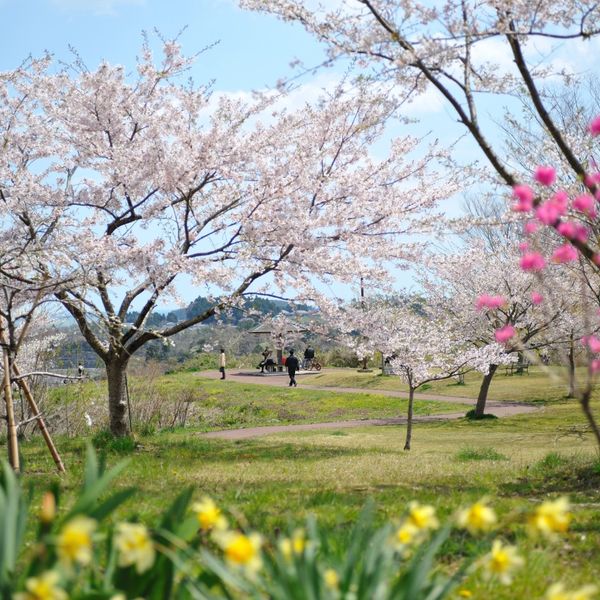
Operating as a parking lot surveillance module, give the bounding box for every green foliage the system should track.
[455,447,509,462]
[0,462,29,598]
[320,348,360,368]
[534,452,569,472]
[92,431,137,454]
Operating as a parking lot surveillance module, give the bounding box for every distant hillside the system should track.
[125,295,315,328]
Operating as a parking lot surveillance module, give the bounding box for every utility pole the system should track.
[359,277,371,372]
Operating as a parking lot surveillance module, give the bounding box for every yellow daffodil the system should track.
[569,585,598,600]
[394,521,419,547]
[571,585,598,600]
[279,529,306,559]
[217,531,262,574]
[15,570,67,600]
[192,496,228,531]
[407,501,439,531]
[545,583,573,600]
[529,497,571,538]
[457,590,473,598]
[114,522,156,574]
[456,500,497,534]
[56,515,97,566]
[324,568,339,590]
[481,539,524,585]
[545,582,598,600]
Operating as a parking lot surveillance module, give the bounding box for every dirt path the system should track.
[197,369,539,440]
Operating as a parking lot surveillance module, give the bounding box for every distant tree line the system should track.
[126,295,314,329]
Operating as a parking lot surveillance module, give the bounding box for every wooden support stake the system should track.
[12,363,65,473]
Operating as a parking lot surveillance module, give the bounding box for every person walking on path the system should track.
[286,349,299,387]
[219,348,226,380]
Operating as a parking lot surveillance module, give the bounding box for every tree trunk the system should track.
[2,348,19,472]
[580,390,600,451]
[105,359,130,437]
[474,364,498,418]
[567,340,576,398]
[404,386,415,451]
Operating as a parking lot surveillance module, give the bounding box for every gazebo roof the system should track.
[249,321,309,335]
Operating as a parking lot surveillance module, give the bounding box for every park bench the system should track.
[504,360,530,375]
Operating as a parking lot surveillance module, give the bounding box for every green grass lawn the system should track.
[300,366,581,404]
[16,369,600,599]
[50,371,469,434]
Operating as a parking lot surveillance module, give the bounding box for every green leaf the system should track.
[89,487,136,521]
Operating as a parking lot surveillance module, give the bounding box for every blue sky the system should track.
[0,0,325,91]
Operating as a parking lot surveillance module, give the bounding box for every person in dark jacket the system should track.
[302,346,315,369]
[286,349,299,387]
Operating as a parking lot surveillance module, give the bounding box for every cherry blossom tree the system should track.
[417,243,574,417]
[336,297,506,449]
[1,41,454,436]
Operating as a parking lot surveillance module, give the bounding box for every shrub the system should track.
[455,447,509,462]
[465,409,498,420]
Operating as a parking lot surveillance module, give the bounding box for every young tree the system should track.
[337,298,506,449]
[1,41,453,435]
[417,243,572,416]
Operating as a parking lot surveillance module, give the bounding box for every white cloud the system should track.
[400,85,445,116]
[207,71,343,121]
[49,0,145,16]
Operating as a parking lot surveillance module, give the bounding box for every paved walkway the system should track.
[198,370,539,440]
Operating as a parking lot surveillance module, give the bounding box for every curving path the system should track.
[197,370,539,440]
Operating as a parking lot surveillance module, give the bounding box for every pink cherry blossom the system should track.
[520,253,546,272]
[535,201,561,225]
[476,295,506,311]
[551,244,578,263]
[518,241,529,252]
[524,221,538,235]
[531,292,543,305]
[573,194,596,217]
[552,190,569,210]
[511,184,534,212]
[589,115,600,136]
[591,359,600,374]
[574,225,589,243]
[534,166,556,187]
[556,222,588,243]
[587,336,600,354]
[584,172,600,187]
[495,325,516,343]
[557,221,577,239]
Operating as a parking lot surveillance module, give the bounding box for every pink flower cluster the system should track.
[509,115,600,276]
[495,324,516,344]
[583,336,600,373]
[476,295,506,311]
[520,252,545,272]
